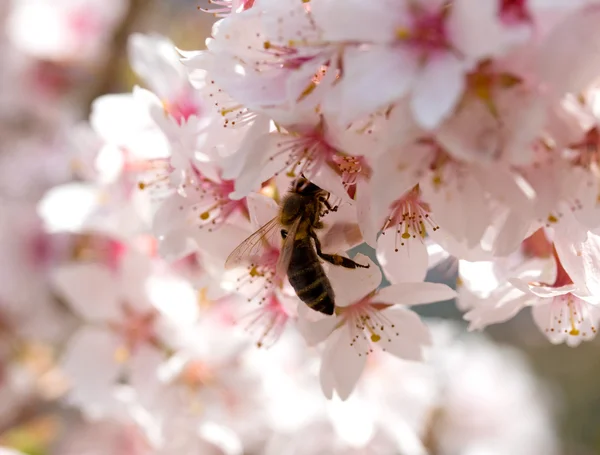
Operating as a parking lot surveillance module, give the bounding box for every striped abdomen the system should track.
[287,237,335,315]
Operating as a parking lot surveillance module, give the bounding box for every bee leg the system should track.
[311,231,370,269]
[321,198,338,213]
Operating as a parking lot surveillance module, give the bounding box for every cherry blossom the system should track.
[299,254,456,400]
[51,247,199,415]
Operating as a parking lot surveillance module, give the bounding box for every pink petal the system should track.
[61,327,122,412]
[538,7,600,95]
[356,178,378,248]
[338,46,418,125]
[51,264,121,322]
[311,0,403,42]
[310,164,352,204]
[509,278,575,298]
[410,54,467,129]
[231,133,287,199]
[127,33,184,99]
[377,308,431,360]
[319,334,337,400]
[246,192,280,228]
[464,293,531,331]
[375,282,457,306]
[554,217,600,296]
[376,233,428,284]
[326,254,381,307]
[329,325,367,400]
[448,0,530,59]
[297,302,338,346]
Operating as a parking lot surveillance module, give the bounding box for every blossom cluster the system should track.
[4,0,600,453]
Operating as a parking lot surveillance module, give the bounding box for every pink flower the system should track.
[465,222,600,346]
[299,254,456,399]
[51,248,200,415]
[313,0,528,128]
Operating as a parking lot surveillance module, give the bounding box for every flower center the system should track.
[380,186,439,251]
[270,124,337,179]
[70,234,127,271]
[109,303,157,361]
[339,300,398,357]
[396,3,451,58]
[191,177,248,231]
[234,246,281,301]
[242,292,290,348]
[521,228,553,259]
[569,127,600,168]
[499,0,531,24]
[333,155,370,194]
[546,295,597,338]
[162,93,201,125]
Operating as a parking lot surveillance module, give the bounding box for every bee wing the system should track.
[224,217,281,270]
[275,216,302,279]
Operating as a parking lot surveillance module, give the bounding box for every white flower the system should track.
[299,254,456,400]
[312,0,527,128]
[465,220,600,346]
[51,247,199,416]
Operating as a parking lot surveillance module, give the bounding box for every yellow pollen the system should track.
[370,334,381,342]
[298,82,317,102]
[200,211,210,220]
[547,214,559,223]
[568,302,580,336]
[263,41,271,49]
[249,266,260,277]
[161,99,170,117]
[138,182,146,190]
[432,174,443,188]
[197,288,211,309]
[220,106,242,116]
[401,232,411,239]
[114,346,130,363]
[395,27,411,40]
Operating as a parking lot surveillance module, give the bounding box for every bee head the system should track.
[291,176,326,197]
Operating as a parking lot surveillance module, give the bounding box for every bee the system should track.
[225,177,369,315]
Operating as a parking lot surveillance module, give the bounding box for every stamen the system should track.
[380,187,439,251]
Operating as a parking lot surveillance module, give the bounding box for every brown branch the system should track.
[82,0,153,117]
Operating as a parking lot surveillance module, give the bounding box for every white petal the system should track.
[310,164,352,204]
[311,0,402,42]
[448,0,529,58]
[51,264,121,322]
[538,7,600,94]
[376,233,428,284]
[330,325,367,400]
[319,334,337,400]
[127,33,184,99]
[410,54,467,129]
[327,254,381,307]
[378,307,431,360]
[61,327,122,412]
[231,133,286,199]
[464,293,530,331]
[554,218,600,295]
[297,301,338,346]
[356,177,378,248]
[509,278,574,298]
[375,282,457,306]
[338,46,418,125]
[246,192,280,229]
[38,183,103,233]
